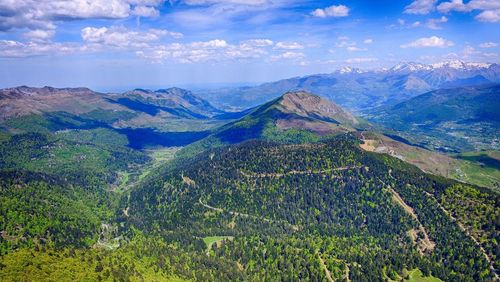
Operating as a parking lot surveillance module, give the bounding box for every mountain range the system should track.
[197,60,500,112]
[0,70,499,281]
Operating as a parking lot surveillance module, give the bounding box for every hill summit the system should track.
[277,91,359,125]
[198,91,363,146]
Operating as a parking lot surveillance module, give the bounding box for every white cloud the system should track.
[182,0,269,5]
[437,0,500,23]
[0,0,164,32]
[476,9,500,22]
[438,0,500,12]
[335,40,355,48]
[131,5,160,17]
[0,40,82,57]
[344,57,378,63]
[311,5,349,18]
[409,16,448,29]
[270,51,304,61]
[401,36,454,48]
[425,16,448,29]
[479,42,498,48]
[437,0,468,12]
[137,38,274,63]
[274,41,304,50]
[346,46,366,52]
[23,29,56,42]
[241,39,274,47]
[404,0,437,14]
[363,39,373,44]
[81,26,182,48]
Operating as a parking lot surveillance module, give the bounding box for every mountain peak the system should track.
[431,60,492,69]
[277,91,359,125]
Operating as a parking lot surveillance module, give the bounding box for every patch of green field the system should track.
[452,159,500,190]
[456,151,500,169]
[203,236,234,253]
[115,147,181,192]
[405,269,442,282]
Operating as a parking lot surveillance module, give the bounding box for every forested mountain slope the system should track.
[128,136,499,281]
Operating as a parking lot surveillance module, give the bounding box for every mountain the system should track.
[366,84,500,152]
[1,85,499,281]
[196,91,362,146]
[0,86,225,148]
[197,60,500,111]
[0,86,222,123]
[127,135,498,281]
[0,86,123,122]
[117,87,223,119]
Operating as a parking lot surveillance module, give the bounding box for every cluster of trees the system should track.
[0,170,112,255]
[128,136,497,281]
[0,123,498,281]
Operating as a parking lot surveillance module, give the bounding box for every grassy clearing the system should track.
[203,236,234,254]
[115,147,181,192]
[405,269,442,282]
[452,159,500,190]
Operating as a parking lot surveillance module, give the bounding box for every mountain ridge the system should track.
[196,60,500,111]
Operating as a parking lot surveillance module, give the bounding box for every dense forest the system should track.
[0,90,498,281]
[125,136,499,281]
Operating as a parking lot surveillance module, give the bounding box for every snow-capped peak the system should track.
[338,66,364,74]
[390,62,432,72]
[431,60,492,70]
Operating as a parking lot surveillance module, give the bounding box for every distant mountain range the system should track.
[196,60,500,112]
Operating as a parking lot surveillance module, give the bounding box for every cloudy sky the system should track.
[0,0,499,90]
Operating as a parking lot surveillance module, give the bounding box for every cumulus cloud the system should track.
[23,29,56,42]
[81,26,183,48]
[401,36,454,48]
[363,39,373,44]
[479,42,498,48]
[311,5,349,18]
[0,0,164,32]
[437,0,500,23]
[404,0,437,14]
[274,41,304,50]
[476,9,500,22]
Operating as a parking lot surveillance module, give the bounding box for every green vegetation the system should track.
[203,236,234,254]
[262,124,320,144]
[0,89,498,281]
[404,269,442,282]
[128,136,498,281]
[367,85,499,153]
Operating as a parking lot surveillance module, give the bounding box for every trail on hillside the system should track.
[239,166,364,178]
[422,191,499,279]
[198,198,299,230]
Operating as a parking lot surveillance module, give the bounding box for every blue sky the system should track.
[0,0,499,90]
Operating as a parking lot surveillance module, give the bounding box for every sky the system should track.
[0,0,499,90]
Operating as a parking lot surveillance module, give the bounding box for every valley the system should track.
[0,71,498,281]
